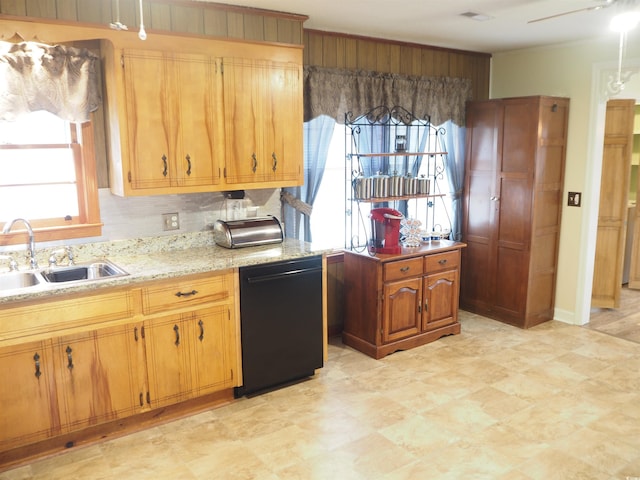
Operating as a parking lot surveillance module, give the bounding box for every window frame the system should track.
[0,114,102,246]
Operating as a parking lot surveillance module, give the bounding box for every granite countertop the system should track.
[0,232,330,305]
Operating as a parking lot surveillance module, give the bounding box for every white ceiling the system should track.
[200,0,639,53]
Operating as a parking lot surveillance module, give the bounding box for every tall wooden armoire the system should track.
[460,96,569,328]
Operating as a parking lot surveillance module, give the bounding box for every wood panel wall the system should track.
[1,1,490,102]
[304,30,491,101]
[0,0,306,44]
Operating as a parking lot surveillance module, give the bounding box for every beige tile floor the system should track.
[3,311,640,480]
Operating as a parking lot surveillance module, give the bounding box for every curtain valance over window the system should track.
[0,41,101,123]
[303,66,472,126]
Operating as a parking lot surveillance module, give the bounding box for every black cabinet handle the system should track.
[134,326,139,342]
[66,346,74,370]
[186,154,192,176]
[175,290,198,298]
[139,392,144,407]
[174,324,180,346]
[34,352,41,378]
[251,153,257,173]
[198,319,204,342]
[272,152,277,172]
[162,154,168,177]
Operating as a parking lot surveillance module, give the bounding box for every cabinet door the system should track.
[382,277,422,343]
[0,341,61,449]
[122,50,174,190]
[222,57,263,184]
[53,323,144,431]
[266,61,302,184]
[461,100,501,312]
[423,269,459,332]
[173,53,222,188]
[188,306,237,396]
[144,314,192,409]
[492,98,535,319]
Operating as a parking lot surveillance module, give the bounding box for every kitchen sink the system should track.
[0,271,42,291]
[41,261,129,283]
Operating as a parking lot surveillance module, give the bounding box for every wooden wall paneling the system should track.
[356,38,377,71]
[263,16,277,42]
[203,8,228,37]
[420,48,436,76]
[226,10,244,38]
[116,0,139,32]
[321,34,339,68]
[0,0,26,16]
[55,0,77,21]
[398,45,421,76]
[242,13,264,41]
[25,0,55,18]
[77,0,110,24]
[170,4,204,35]
[149,3,171,31]
[343,37,357,69]
[277,18,301,45]
[303,30,320,66]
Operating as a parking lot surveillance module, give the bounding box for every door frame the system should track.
[576,59,640,324]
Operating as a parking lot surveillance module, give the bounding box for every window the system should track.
[0,111,102,244]
[310,122,453,250]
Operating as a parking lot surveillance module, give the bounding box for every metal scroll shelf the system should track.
[344,105,449,252]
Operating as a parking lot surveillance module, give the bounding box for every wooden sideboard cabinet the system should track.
[343,242,465,359]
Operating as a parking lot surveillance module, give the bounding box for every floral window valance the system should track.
[303,66,472,126]
[0,41,101,123]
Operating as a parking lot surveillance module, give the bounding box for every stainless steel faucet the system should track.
[2,218,38,269]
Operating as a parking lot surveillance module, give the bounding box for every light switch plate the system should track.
[568,192,581,207]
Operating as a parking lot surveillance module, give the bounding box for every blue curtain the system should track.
[439,120,466,241]
[283,115,335,241]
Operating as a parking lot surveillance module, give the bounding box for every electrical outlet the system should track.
[162,213,180,231]
[568,192,581,207]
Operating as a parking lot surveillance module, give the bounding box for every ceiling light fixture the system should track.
[138,0,147,41]
[109,0,128,31]
[608,8,640,93]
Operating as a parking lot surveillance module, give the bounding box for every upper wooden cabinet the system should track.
[101,35,303,196]
[460,96,569,329]
[121,50,224,192]
[222,58,303,188]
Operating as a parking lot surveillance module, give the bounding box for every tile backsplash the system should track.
[0,188,282,254]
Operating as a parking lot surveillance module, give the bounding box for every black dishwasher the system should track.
[236,255,324,397]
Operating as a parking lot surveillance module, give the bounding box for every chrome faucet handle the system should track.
[48,246,74,267]
[0,254,18,272]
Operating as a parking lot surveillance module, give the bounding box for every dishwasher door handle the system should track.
[245,266,322,284]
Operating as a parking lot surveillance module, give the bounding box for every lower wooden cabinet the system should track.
[53,323,145,432]
[145,306,236,409]
[343,243,464,359]
[0,270,239,455]
[0,340,60,450]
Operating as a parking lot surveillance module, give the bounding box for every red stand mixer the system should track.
[369,207,403,254]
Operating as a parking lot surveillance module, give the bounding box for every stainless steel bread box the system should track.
[213,217,284,249]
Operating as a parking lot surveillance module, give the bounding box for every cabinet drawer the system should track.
[384,257,423,282]
[141,273,232,315]
[424,250,460,273]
